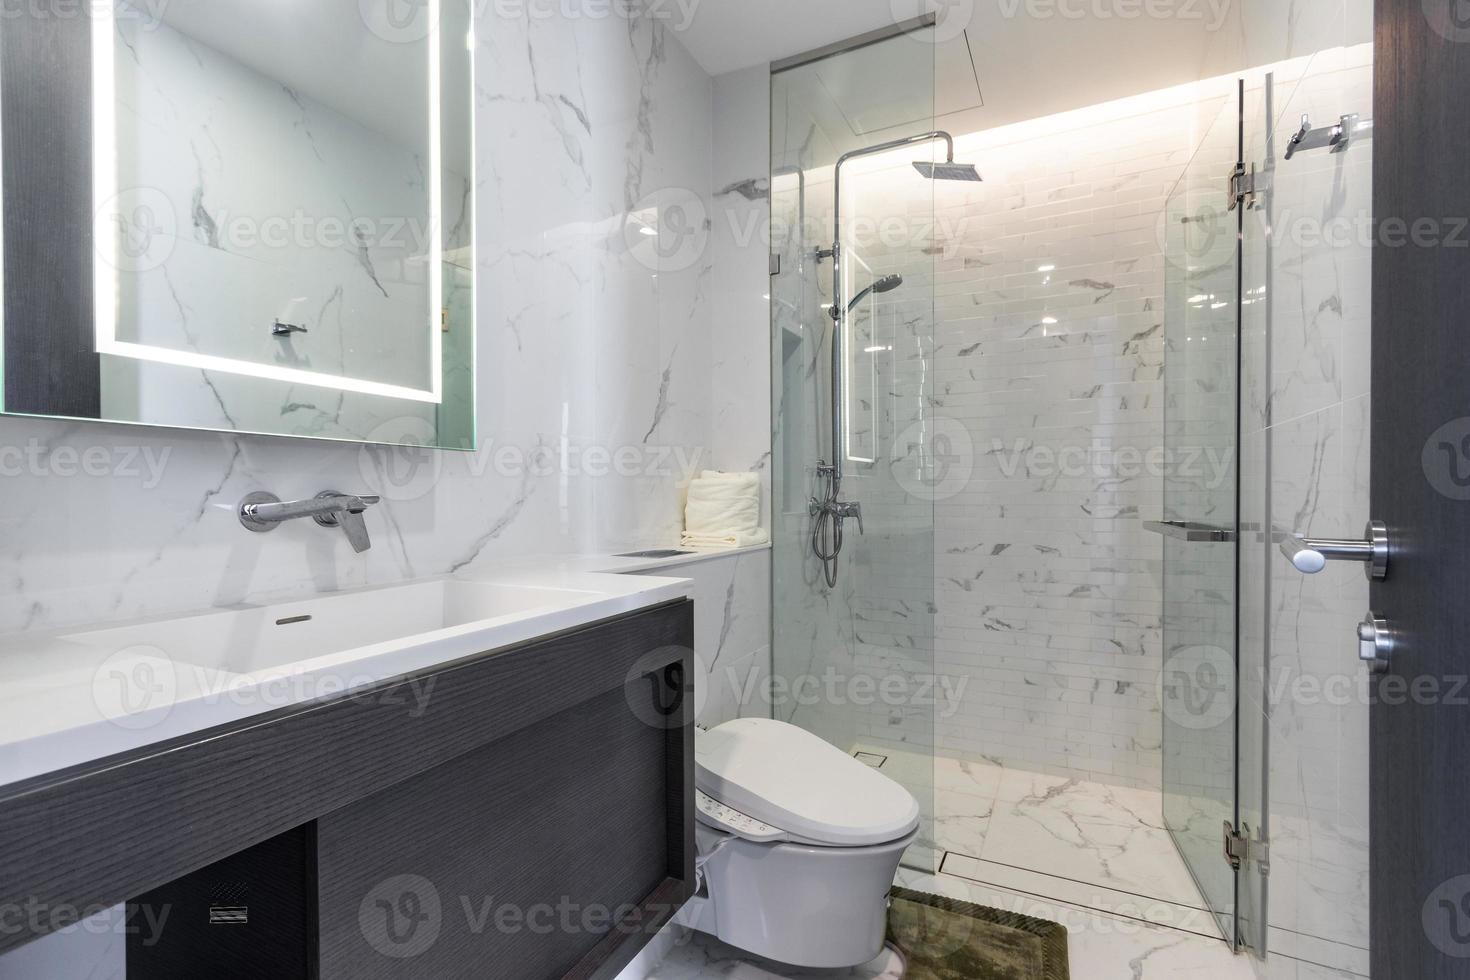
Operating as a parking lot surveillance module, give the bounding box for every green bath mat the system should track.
[887,887,1070,980]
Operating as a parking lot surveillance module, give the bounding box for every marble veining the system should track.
[0,8,767,647]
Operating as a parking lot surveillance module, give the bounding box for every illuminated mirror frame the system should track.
[90,1,446,406]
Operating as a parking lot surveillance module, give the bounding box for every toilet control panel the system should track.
[695,790,787,842]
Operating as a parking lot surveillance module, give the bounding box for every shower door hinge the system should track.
[769,253,782,276]
[1228,162,1269,211]
[1223,821,1270,876]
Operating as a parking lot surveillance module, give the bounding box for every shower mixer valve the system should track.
[832,500,864,534]
[810,496,864,535]
[810,461,865,587]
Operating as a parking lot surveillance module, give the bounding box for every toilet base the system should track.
[691,823,917,969]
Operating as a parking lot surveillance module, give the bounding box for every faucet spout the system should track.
[238,490,382,553]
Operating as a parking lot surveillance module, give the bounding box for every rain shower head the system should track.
[914,160,982,182]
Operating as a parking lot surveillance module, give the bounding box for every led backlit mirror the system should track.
[0,0,475,448]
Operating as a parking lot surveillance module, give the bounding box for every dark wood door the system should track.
[1372,1,1470,974]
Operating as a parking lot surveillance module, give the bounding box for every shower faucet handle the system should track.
[834,500,864,535]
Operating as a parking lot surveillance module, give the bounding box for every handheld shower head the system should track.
[845,273,905,313]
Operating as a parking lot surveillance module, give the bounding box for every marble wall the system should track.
[1238,41,1374,980]
[767,61,865,755]
[709,65,775,522]
[1191,0,1373,974]
[828,92,1222,789]
[632,549,771,729]
[0,6,777,977]
[0,7,770,639]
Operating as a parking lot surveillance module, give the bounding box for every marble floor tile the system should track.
[858,747,1205,915]
[977,769,1204,908]
[928,789,993,857]
[939,851,1223,941]
[933,755,1005,799]
[644,931,904,980]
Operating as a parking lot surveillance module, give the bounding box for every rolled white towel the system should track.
[685,471,761,535]
[681,527,771,551]
[697,470,759,489]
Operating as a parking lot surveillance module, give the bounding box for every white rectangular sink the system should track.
[64,580,595,676]
[0,566,695,789]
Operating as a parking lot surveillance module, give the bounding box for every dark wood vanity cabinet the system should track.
[0,600,696,980]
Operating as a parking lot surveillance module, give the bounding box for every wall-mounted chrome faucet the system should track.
[238,491,381,553]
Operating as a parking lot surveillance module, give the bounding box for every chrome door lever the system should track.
[1279,521,1389,580]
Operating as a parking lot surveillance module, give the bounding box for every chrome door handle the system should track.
[1279,521,1389,580]
[1358,613,1392,673]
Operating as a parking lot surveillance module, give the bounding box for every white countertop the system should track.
[0,546,764,792]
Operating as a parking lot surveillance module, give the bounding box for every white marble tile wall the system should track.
[708,66,774,522]
[633,550,771,728]
[0,12,765,640]
[1237,41,1373,978]
[1196,1,1373,973]
[835,96,1220,789]
[768,65,869,756]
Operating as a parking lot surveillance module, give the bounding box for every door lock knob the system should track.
[1358,613,1393,674]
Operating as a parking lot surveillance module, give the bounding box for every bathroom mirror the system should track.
[0,0,475,448]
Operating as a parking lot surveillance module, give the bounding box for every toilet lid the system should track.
[695,719,921,847]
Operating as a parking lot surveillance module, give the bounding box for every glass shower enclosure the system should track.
[1159,72,1286,955]
[769,22,941,873]
[766,27,1353,955]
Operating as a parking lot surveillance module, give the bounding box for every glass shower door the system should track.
[769,27,939,874]
[1159,84,1251,949]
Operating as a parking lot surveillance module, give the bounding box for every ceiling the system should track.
[672,1,906,77]
[678,0,1240,136]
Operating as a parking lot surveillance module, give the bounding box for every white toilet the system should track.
[681,718,921,968]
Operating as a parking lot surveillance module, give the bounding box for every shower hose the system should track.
[811,468,843,588]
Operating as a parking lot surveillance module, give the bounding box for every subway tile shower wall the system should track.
[846,89,1243,789]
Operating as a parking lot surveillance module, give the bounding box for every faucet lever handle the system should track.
[336,509,373,554]
[310,491,380,553]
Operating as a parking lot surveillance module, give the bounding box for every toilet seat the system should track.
[695,719,920,847]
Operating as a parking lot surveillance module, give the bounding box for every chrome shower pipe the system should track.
[823,130,956,488]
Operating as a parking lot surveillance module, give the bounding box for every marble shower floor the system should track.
[856,747,1226,942]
